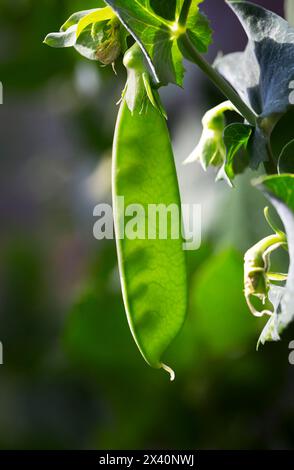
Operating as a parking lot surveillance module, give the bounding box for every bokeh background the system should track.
[1,0,294,450]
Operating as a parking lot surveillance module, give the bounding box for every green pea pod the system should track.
[112,44,187,380]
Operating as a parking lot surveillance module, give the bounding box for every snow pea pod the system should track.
[112,44,187,379]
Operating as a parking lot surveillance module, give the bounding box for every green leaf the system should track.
[215,1,294,168]
[185,0,211,53]
[278,139,294,173]
[259,175,294,209]
[44,10,99,49]
[44,7,127,65]
[44,26,77,48]
[150,0,177,21]
[74,25,108,61]
[217,123,252,186]
[254,174,294,343]
[103,0,211,85]
[104,0,182,85]
[76,7,115,38]
[61,9,97,32]
[217,1,294,120]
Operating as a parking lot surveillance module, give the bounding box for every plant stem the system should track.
[179,33,257,127]
[179,0,192,26]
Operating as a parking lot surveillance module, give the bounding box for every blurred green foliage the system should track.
[0,0,106,89]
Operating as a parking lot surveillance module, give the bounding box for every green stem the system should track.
[179,0,192,26]
[178,34,257,127]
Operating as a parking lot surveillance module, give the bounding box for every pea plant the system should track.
[45,0,294,379]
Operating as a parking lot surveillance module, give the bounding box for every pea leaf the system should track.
[76,7,115,38]
[215,1,294,168]
[44,26,77,48]
[103,0,212,85]
[61,9,99,32]
[217,123,252,186]
[254,174,294,344]
[44,7,127,64]
[150,0,177,21]
[185,0,212,53]
[44,10,96,48]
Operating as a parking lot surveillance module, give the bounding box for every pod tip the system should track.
[161,363,175,382]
